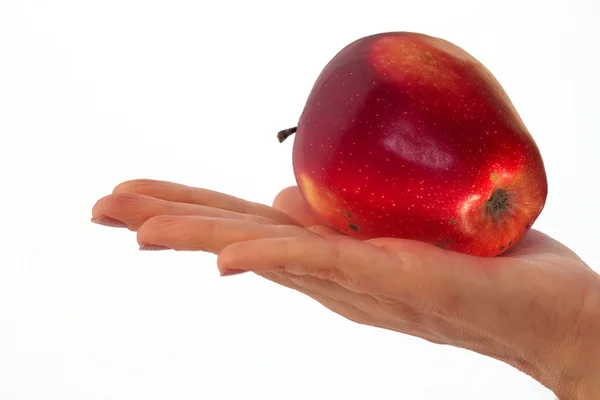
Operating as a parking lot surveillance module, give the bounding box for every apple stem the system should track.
[277,127,297,143]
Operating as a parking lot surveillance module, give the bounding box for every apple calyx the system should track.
[484,188,511,218]
[277,127,297,143]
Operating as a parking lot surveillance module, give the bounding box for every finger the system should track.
[223,238,503,348]
[221,237,426,325]
[217,236,419,295]
[217,236,492,314]
[136,215,315,253]
[284,271,423,323]
[112,179,300,226]
[258,271,443,342]
[272,186,324,227]
[92,192,279,230]
[306,225,345,238]
[257,271,376,326]
[500,229,584,262]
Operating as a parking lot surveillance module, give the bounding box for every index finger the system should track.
[112,179,300,226]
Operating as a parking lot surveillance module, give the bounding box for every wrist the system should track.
[550,371,600,400]
[551,274,600,399]
[578,374,600,400]
[523,339,600,399]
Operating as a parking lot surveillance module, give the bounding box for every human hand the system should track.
[91,179,600,399]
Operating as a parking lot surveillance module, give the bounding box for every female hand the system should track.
[91,179,600,399]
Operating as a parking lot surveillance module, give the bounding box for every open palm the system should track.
[92,179,600,397]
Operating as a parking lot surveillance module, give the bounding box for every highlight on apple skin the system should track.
[278,32,548,257]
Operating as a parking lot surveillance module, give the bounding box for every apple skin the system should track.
[289,32,548,257]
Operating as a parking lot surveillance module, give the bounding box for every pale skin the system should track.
[91,179,600,399]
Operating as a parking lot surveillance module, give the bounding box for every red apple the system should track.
[278,32,548,257]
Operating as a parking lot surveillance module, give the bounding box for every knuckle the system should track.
[138,215,176,237]
[202,217,218,238]
[137,215,179,245]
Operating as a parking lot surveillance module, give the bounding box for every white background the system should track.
[1,0,598,399]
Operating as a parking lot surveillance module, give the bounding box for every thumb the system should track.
[273,186,324,227]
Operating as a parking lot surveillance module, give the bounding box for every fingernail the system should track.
[139,244,171,251]
[219,269,247,277]
[91,215,128,228]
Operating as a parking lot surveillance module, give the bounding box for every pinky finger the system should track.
[257,271,443,343]
[257,271,375,326]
